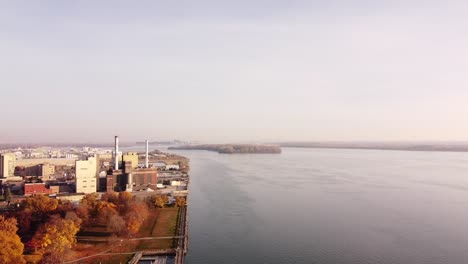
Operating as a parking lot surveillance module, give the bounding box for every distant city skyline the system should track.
[1,1,468,143]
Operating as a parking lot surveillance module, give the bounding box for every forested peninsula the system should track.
[169,144,282,154]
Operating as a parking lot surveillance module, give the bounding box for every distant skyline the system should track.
[1,1,468,143]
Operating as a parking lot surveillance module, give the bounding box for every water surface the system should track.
[169,148,468,264]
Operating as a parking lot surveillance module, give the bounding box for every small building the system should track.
[165,164,180,171]
[96,153,113,160]
[49,184,73,194]
[65,154,78,159]
[153,162,167,170]
[38,163,55,180]
[171,181,181,186]
[56,193,86,203]
[25,183,53,196]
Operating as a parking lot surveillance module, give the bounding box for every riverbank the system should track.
[278,141,468,152]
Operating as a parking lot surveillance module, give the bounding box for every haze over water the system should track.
[171,148,468,264]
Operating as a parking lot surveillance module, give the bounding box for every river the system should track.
[166,147,468,264]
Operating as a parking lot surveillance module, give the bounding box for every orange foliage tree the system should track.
[23,195,58,220]
[124,201,149,235]
[81,193,99,218]
[175,197,187,207]
[75,204,90,226]
[32,215,80,259]
[108,214,126,235]
[154,194,168,208]
[101,191,119,204]
[96,200,118,224]
[117,191,133,214]
[0,215,26,264]
[19,195,59,241]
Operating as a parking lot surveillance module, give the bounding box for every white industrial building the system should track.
[75,156,97,194]
[0,153,16,178]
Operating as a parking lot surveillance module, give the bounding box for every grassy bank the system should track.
[60,207,180,264]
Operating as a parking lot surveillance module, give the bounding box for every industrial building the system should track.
[0,153,16,178]
[123,152,139,169]
[75,156,97,194]
[37,163,55,180]
[13,163,55,179]
[105,137,158,192]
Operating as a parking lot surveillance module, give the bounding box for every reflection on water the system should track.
[169,148,468,264]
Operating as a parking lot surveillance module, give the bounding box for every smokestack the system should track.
[114,136,119,170]
[145,139,149,168]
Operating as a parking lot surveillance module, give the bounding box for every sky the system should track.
[1,1,468,143]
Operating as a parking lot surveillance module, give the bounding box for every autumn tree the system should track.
[0,215,19,233]
[65,211,83,227]
[118,191,132,204]
[175,196,187,207]
[17,210,32,239]
[81,193,99,219]
[19,195,59,241]
[75,204,90,226]
[56,200,74,217]
[136,201,150,217]
[96,201,118,224]
[81,193,99,208]
[125,216,141,235]
[124,201,149,235]
[154,194,168,208]
[0,216,26,264]
[117,191,133,214]
[101,191,119,204]
[23,195,59,220]
[33,215,80,260]
[108,214,126,235]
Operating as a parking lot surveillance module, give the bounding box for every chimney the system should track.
[145,139,149,168]
[114,136,119,170]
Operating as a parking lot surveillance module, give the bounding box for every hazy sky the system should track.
[1,1,468,143]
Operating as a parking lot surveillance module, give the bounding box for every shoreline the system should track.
[279,144,468,153]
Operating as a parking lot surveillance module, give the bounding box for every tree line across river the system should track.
[169,144,282,154]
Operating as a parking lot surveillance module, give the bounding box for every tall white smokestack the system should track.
[114,136,119,170]
[145,139,149,168]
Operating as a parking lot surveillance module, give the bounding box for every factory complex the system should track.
[0,136,189,203]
